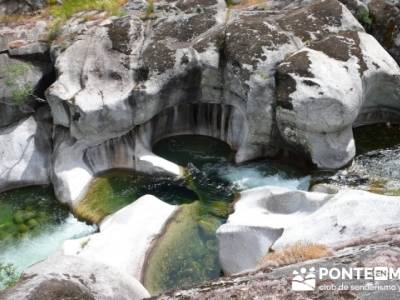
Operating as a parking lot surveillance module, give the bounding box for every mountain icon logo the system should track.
[292,267,316,291]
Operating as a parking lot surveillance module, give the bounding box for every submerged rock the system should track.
[217,186,400,274]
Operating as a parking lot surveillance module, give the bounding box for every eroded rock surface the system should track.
[153,227,400,299]
[0,114,51,192]
[217,186,400,274]
[276,30,400,168]
[41,0,400,205]
[0,0,400,250]
[63,195,178,281]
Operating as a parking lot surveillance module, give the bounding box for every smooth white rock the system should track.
[0,116,50,192]
[18,254,151,300]
[217,186,400,274]
[63,195,178,281]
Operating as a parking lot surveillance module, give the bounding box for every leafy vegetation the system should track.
[46,0,127,41]
[48,0,127,21]
[0,263,19,289]
[357,7,373,30]
[142,0,154,19]
[4,64,34,106]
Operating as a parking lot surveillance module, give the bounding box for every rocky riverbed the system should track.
[1,0,400,299]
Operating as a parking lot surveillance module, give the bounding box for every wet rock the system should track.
[63,195,178,281]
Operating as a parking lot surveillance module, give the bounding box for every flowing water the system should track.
[143,135,310,294]
[314,124,400,195]
[0,186,95,288]
[0,135,311,293]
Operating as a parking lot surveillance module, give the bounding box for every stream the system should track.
[0,186,95,288]
[6,129,396,293]
[313,124,400,195]
[145,135,310,293]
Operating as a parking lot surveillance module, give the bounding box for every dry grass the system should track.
[258,242,334,268]
[228,0,267,10]
[0,11,50,26]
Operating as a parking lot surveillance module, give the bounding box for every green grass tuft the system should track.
[4,64,34,106]
[46,0,127,40]
[49,0,127,21]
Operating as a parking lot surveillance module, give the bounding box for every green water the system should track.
[75,170,198,224]
[147,135,309,293]
[75,135,310,294]
[153,135,235,168]
[143,201,226,294]
[0,187,68,241]
[0,186,95,288]
[354,123,400,154]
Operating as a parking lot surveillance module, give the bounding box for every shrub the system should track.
[258,242,333,268]
[357,7,373,30]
